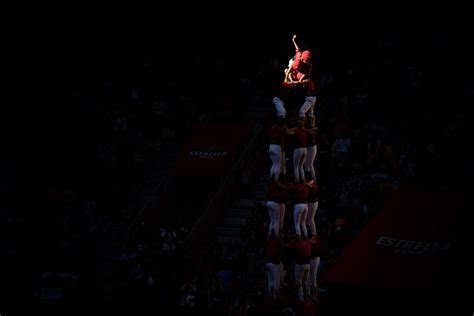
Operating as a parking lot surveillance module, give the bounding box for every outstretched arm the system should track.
[292,34,300,53]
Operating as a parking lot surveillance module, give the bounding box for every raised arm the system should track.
[292,34,300,53]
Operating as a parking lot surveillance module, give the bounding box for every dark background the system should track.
[2,7,466,313]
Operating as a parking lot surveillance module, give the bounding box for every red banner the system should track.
[169,122,251,176]
[323,185,459,289]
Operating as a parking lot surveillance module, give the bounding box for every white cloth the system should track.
[267,201,281,236]
[266,262,282,298]
[299,96,316,117]
[293,147,307,183]
[293,203,308,237]
[295,263,310,301]
[309,257,320,289]
[269,144,283,181]
[273,96,286,118]
[306,201,319,235]
[304,145,317,179]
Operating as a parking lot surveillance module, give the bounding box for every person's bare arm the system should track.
[286,127,296,135]
[292,34,300,52]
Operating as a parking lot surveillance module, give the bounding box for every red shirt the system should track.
[290,183,309,204]
[306,181,319,203]
[303,79,316,96]
[290,49,312,81]
[270,125,287,146]
[306,128,316,146]
[265,238,283,263]
[287,239,311,263]
[293,127,307,148]
[310,237,320,258]
[266,182,285,203]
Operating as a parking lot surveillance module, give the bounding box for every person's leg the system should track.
[267,201,280,235]
[304,145,317,178]
[306,96,317,118]
[293,148,305,182]
[281,149,286,179]
[266,262,274,295]
[273,97,286,118]
[298,148,307,183]
[295,264,304,301]
[310,257,320,294]
[279,203,285,232]
[302,264,311,298]
[300,204,308,238]
[299,96,316,117]
[293,204,304,236]
[271,263,280,298]
[306,201,319,235]
[269,144,282,181]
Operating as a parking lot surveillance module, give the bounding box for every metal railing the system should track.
[186,124,263,257]
[127,177,165,239]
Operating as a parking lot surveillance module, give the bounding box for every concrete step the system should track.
[222,216,247,228]
[216,236,241,245]
[233,198,256,209]
[224,207,252,218]
[216,226,241,238]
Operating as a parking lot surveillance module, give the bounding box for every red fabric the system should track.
[291,57,302,71]
[294,127,308,148]
[169,122,251,176]
[306,129,317,146]
[266,182,285,203]
[287,239,311,259]
[265,239,283,262]
[322,185,459,289]
[281,82,294,89]
[310,237,320,257]
[304,79,316,95]
[306,181,319,202]
[270,125,287,146]
[290,183,309,204]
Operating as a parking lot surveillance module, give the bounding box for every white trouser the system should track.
[299,96,316,117]
[293,147,307,183]
[306,201,319,235]
[279,203,285,231]
[295,263,310,301]
[273,96,286,118]
[269,144,282,181]
[293,203,308,237]
[267,201,281,236]
[309,257,320,291]
[266,262,282,298]
[281,149,286,176]
[304,145,317,179]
